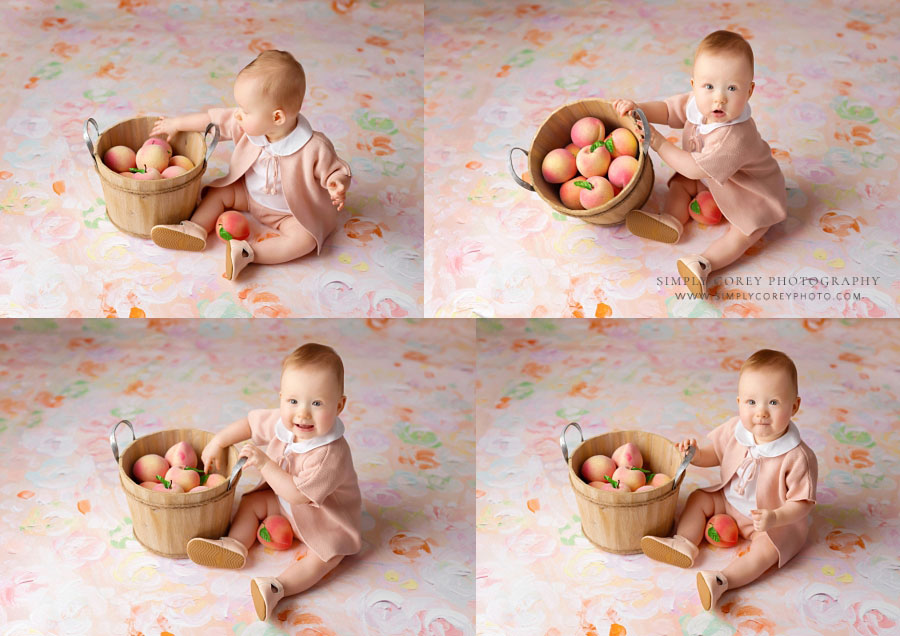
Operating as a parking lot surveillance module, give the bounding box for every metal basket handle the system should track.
[84,117,100,166]
[632,108,651,156]
[109,419,135,463]
[204,122,219,164]
[227,456,246,491]
[559,422,584,464]
[508,146,534,191]
[672,444,696,490]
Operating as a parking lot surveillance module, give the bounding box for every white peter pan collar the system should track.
[247,113,313,156]
[734,420,801,457]
[274,416,344,456]
[686,94,751,134]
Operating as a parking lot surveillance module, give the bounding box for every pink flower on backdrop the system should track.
[30,210,81,246]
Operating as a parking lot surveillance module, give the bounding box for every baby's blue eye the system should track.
[728,86,737,91]
[704,84,713,89]
[312,400,323,407]
[288,399,298,405]
[747,399,756,405]
[769,400,778,405]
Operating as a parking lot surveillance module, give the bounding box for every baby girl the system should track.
[640,349,817,610]
[150,50,351,280]
[187,343,362,621]
[613,30,787,296]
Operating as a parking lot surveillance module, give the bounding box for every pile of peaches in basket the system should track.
[103,137,194,180]
[580,442,672,492]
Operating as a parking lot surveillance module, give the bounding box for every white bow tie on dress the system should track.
[274,416,345,457]
[686,95,752,134]
[732,420,802,496]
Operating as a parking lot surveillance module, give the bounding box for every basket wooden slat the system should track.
[567,430,684,554]
[528,99,654,225]
[92,116,208,238]
[118,428,241,558]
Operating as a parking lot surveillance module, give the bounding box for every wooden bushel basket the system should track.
[84,116,219,238]
[509,99,654,225]
[559,423,693,554]
[110,419,246,558]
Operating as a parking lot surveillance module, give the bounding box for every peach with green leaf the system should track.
[257,515,293,550]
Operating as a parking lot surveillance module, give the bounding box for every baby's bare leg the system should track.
[701,224,768,271]
[227,489,282,549]
[278,552,344,597]
[190,182,246,233]
[664,175,697,225]
[675,489,717,544]
[721,532,779,589]
[251,216,317,265]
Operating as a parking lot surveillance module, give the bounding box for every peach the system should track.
[103,145,137,173]
[119,171,134,178]
[571,117,605,149]
[204,474,227,488]
[142,137,172,157]
[165,441,198,469]
[166,442,197,468]
[541,148,577,184]
[611,442,643,469]
[132,454,170,483]
[136,144,170,173]
[613,465,646,491]
[575,142,611,178]
[257,515,293,550]
[152,479,184,493]
[607,155,639,190]
[216,211,251,241]
[559,178,585,210]
[603,127,638,159]
[564,142,580,156]
[633,485,656,492]
[161,165,187,179]
[169,155,194,171]
[189,485,210,493]
[580,454,617,483]
[590,476,631,492]
[165,466,201,492]
[650,473,672,488]
[131,167,161,180]
[578,176,614,209]
[705,514,738,547]
[139,481,158,489]
[689,191,723,225]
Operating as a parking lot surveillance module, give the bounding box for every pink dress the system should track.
[663,92,788,236]
[245,408,362,561]
[700,416,817,568]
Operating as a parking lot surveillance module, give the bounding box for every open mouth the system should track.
[712,109,725,117]
[294,423,315,431]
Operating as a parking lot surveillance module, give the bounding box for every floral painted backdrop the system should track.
[0,318,474,635]
[426,1,899,317]
[1,0,423,317]
[476,318,900,635]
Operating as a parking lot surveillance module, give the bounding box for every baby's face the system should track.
[737,368,800,444]
[279,364,346,442]
[691,52,754,123]
[233,75,281,138]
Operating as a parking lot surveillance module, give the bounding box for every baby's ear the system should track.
[748,81,755,98]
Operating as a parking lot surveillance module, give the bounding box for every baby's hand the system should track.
[750,508,776,532]
[327,181,346,211]
[613,99,637,118]
[200,439,223,474]
[676,438,698,457]
[238,443,273,471]
[150,116,179,143]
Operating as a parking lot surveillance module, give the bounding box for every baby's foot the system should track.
[186,536,247,569]
[625,209,683,243]
[151,220,207,251]
[676,254,712,296]
[250,576,285,621]
[697,570,729,610]
[640,533,699,568]
[224,239,254,281]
